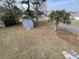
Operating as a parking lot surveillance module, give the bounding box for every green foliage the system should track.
[13,6,23,22]
[37,11,44,16]
[49,10,71,28]
[0,0,23,26]
[14,6,23,16]
[21,0,46,23]
[1,10,17,26]
[24,10,35,18]
[32,0,46,23]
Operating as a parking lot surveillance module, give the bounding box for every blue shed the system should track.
[23,18,34,30]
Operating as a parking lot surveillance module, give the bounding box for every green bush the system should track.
[63,20,71,24]
[1,11,17,27]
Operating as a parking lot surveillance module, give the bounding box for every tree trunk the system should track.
[12,1,18,24]
[56,20,59,31]
[36,6,38,23]
[27,0,30,16]
[36,0,39,24]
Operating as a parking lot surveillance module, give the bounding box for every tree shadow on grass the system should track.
[56,28,79,47]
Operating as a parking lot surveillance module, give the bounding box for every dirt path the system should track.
[56,29,79,48]
[0,25,79,59]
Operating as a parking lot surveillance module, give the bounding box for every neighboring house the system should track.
[70,12,79,20]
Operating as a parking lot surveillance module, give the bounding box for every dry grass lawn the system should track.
[0,24,79,59]
[71,20,79,27]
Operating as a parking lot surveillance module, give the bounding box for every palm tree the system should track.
[49,10,71,30]
[49,10,60,27]
[49,11,56,24]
